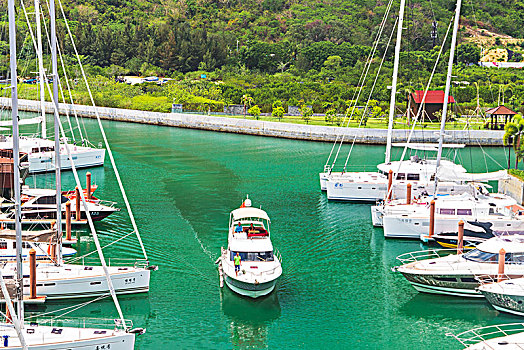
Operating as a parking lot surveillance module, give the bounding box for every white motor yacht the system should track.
[448,323,524,349]
[219,197,282,298]
[394,235,524,297]
[381,192,524,239]
[0,135,105,173]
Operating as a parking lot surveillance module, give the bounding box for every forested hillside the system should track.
[2,0,524,116]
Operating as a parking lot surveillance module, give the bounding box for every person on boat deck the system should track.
[235,222,243,234]
[249,223,255,231]
[234,252,241,276]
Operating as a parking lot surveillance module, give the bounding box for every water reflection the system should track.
[221,288,281,349]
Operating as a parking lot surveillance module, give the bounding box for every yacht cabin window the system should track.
[0,242,6,249]
[406,173,420,181]
[396,173,406,180]
[230,251,274,262]
[439,208,455,215]
[457,209,472,216]
[463,249,524,264]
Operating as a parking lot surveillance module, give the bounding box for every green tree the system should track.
[299,103,313,124]
[248,105,261,120]
[241,94,254,118]
[504,115,524,169]
[457,43,481,65]
[272,101,285,121]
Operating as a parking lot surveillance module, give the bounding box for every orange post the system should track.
[387,170,393,201]
[29,248,36,299]
[75,187,81,221]
[429,200,436,238]
[406,183,412,205]
[5,302,11,323]
[86,172,92,199]
[498,248,506,282]
[65,201,72,241]
[457,220,464,254]
[50,243,56,261]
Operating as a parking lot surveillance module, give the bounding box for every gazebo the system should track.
[485,105,517,130]
[408,90,455,121]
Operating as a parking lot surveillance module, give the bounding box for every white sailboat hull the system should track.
[28,147,105,173]
[0,323,135,349]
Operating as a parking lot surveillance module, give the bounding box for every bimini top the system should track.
[231,207,270,222]
[476,235,524,254]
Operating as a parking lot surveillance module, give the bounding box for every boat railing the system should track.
[395,248,457,265]
[221,256,281,278]
[25,316,134,331]
[66,257,149,268]
[446,323,524,347]
[323,164,377,174]
[475,274,511,286]
[95,199,118,208]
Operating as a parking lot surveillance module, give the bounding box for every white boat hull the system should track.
[0,323,135,349]
[224,275,277,298]
[371,205,383,226]
[383,216,524,239]
[28,147,105,173]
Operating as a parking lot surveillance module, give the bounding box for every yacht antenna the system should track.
[385,0,406,164]
[8,0,24,325]
[434,0,462,198]
[50,0,63,264]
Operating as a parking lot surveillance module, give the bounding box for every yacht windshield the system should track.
[230,251,274,262]
[463,249,524,264]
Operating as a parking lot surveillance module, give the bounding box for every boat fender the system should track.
[146,265,158,271]
[128,328,146,335]
[3,335,8,346]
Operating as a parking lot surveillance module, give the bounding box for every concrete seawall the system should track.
[1,98,505,145]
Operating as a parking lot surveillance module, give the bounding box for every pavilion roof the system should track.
[485,105,517,115]
[411,90,455,104]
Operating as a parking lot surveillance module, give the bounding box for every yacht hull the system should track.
[371,205,383,226]
[400,272,485,297]
[29,147,105,173]
[225,275,277,298]
[481,290,524,316]
[0,324,135,349]
[24,269,150,300]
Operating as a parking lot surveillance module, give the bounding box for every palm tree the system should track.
[503,115,524,169]
[241,94,254,118]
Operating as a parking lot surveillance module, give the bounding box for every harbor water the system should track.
[10,111,524,349]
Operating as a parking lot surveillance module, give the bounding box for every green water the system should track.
[7,111,524,349]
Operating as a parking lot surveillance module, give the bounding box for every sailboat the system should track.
[319,0,491,202]
[0,0,142,345]
[5,0,155,301]
[0,0,105,174]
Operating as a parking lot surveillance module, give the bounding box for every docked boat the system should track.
[324,152,473,202]
[0,135,105,173]
[218,197,282,298]
[394,235,524,297]
[431,221,494,250]
[448,323,524,349]
[381,192,523,239]
[478,276,524,317]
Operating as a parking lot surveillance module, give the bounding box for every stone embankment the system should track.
[1,98,504,145]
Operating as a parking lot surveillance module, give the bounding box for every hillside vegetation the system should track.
[2,0,524,117]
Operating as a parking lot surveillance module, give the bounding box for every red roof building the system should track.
[485,105,517,130]
[408,90,456,121]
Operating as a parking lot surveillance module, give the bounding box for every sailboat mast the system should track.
[50,0,63,263]
[385,0,406,164]
[35,0,46,139]
[434,0,462,194]
[8,0,24,324]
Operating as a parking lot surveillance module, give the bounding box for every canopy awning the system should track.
[231,207,270,222]
[437,167,508,182]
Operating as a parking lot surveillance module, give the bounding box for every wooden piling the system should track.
[387,170,393,201]
[29,249,36,299]
[429,200,436,238]
[406,183,412,205]
[457,220,464,254]
[498,248,506,282]
[65,201,72,241]
[75,187,81,221]
[86,172,92,199]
